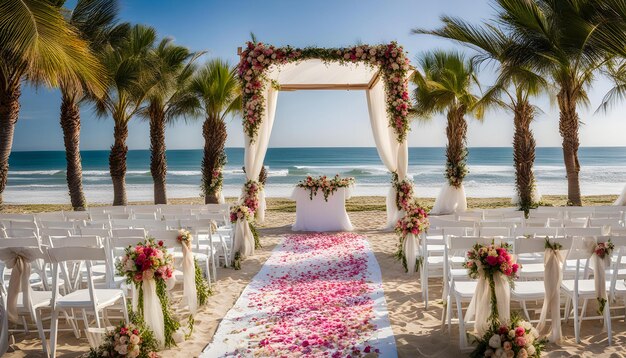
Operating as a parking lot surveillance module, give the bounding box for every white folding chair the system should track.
[133,212,157,220]
[112,228,145,239]
[561,236,617,345]
[63,212,89,222]
[48,247,129,357]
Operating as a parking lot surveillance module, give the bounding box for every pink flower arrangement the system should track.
[296,174,355,201]
[463,242,520,282]
[116,238,174,284]
[241,179,262,214]
[176,229,192,248]
[391,172,414,211]
[473,315,546,358]
[88,322,159,358]
[229,204,252,223]
[394,203,429,238]
[238,42,412,143]
[593,240,614,259]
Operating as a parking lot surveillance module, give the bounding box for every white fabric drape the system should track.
[0,248,39,324]
[614,184,626,205]
[256,189,266,224]
[366,80,409,228]
[231,219,254,261]
[218,191,225,205]
[403,234,419,274]
[536,246,564,343]
[291,187,354,232]
[466,273,511,336]
[0,303,7,356]
[244,86,277,218]
[431,183,467,215]
[592,252,609,313]
[136,279,165,347]
[181,243,197,315]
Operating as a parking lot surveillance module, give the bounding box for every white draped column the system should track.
[244,85,278,223]
[366,80,409,228]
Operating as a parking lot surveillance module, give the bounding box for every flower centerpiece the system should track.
[116,239,179,348]
[394,200,429,273]
[230,204,252,223]
[242,179,262,213]
[464,241,520,334]
[87,322,159,358]
[176,229,192,248]
[295,174,355,201]
[470,313,547,358]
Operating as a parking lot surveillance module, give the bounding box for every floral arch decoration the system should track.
[231,41,416,263]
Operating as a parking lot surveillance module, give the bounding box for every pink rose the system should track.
[515,336,526,347]
[515,326,525,337]
[486,255,498,266]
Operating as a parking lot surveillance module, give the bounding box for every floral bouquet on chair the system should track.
[394,201,429,273]
[87,322,159,358]
[116,239,179,348]
[230,204,253,223]
[463,242,520,335]
[470,313,547,358]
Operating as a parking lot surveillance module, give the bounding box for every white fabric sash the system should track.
[536,246,564,342]
[430,183,467,215]
[0,301,7,356]
[466,272,511,336]
[231,219,254,262]
[0,249,38,324]
[256,188,266,225]
[403,234,419,274]
[592,252,609,313]
[181,243,197,315]
[132,280,165,347]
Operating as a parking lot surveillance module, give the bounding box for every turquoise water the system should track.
[5,147,626,203]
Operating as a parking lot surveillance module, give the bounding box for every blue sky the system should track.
[13,0,625,151]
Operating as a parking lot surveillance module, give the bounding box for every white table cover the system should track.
[291,187,354,232]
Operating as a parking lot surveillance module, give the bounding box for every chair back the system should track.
[49,235,101,248]
[512,227,560,238]
[0,237,40,248]
[39,221,75,230]
[63,212,89,222]
[5,228,39,239]
[134,212,157,220]
[563,227,604,238]
[78,228,111,238]
[112,228,145,239]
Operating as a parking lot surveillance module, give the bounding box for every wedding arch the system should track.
[232,41,415,259]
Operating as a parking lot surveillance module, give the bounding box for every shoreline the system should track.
[0,194,618,214]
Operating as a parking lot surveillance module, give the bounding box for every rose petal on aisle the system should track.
[201,232,397,357]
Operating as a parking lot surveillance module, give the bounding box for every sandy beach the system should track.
[3,196,625,357]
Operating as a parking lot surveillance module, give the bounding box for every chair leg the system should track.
[447,294,452,332]
[34,309,49,357]
[580,299,588,332]
[573,296,580,344]
[456,296,467,350]
[49,310,59,358]
[564,297,571,323]
[122,296,130,323]
[605,300,612,346]
[522,301,531,321]
[64,309,80,339]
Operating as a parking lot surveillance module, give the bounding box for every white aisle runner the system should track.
[201,232,397,357]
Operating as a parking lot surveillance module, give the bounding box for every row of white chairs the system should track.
[417,233,626,350]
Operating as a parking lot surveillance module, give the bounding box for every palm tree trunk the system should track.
[0,83,20,206]
[60,94,87,211]
[202,116,227,204]
[513,100,536,212]
[445,105,468,188]
[149,106,167,204]
[110,119,128,206]
[558,88,582,206]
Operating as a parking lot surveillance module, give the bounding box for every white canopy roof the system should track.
[266,59,381,91]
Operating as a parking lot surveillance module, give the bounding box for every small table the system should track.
[291,186,354,232]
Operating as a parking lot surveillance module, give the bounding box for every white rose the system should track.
[129,334,140,345]
[115,345,128,355]
[489,334,502,349]
[523,321,532,330]
[530,328,539,338]
[391,63,400,70]
[525,333,534,344]
[526,345,536,356]
[495,348,504,358]
[509,330,516,339]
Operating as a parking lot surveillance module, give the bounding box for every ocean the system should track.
[4,147,626,204]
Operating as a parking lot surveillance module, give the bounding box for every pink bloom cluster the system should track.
[238,233,384,357]
[176,229,192,248]
[464,243,520,281]
[229,204,252,223]
[394,203,429,238]
[90,322,159,358]
[594,241,614,259]
[238,42,412,143]
[117,238,174,284]
[480,320,542,358]
[242,180,261,214]
[296,174,355,201]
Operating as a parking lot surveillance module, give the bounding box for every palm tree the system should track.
[413,17,549,212]
[413,51,485,195]
[493,0,615,206]
[141,39,202,204]
[598,59,626,114]
[0,0,104,205]
[92,24,156,206]
[190,59,241,204]
[58,0,124,211]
